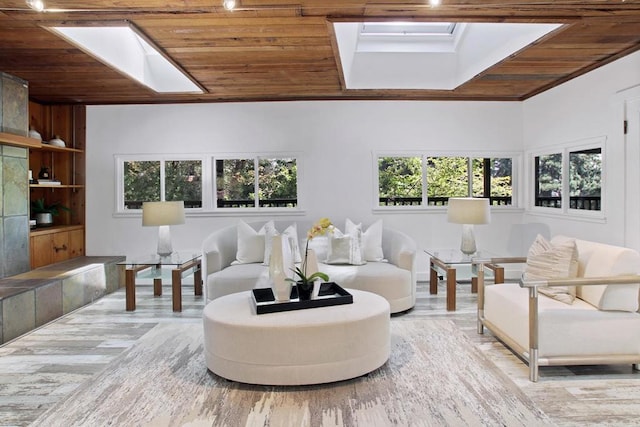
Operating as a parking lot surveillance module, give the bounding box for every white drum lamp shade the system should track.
[447,197,491,255]
[142,201,185,256]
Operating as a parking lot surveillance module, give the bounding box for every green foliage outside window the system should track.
[472,158,513,199]
[378,157,422,205]
[124,160,203,209]
[379,156,513,206]
[165,160,202,207]
[535,153,562,208]
[569,149,601,197]
[427,157,468,199]
[258,158,297,206]
[216,159,255,204]
[124,161,160,208]
[216,158,297,208]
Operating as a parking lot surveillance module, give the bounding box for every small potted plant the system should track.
[286,218,333,300]
[31,198,70,227]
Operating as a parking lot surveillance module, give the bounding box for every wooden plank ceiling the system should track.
[0,0,639,105]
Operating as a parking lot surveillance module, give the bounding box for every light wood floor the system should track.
[1,279,639,426]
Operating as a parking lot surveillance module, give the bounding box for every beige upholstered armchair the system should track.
[476,236,640,382]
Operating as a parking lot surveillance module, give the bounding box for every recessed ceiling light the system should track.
[26,0,45,12]
[223,0,236,11]
[429,0,442,6]
[48,23,205,94]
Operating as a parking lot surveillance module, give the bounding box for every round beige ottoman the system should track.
[202,289,390,385]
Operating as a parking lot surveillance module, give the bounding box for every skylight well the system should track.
[334,21,562,90]
[49,24,204,94]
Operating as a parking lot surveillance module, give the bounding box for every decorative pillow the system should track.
[308,235,329,262]
[345,219,386,262]
[524,234,579,304]
[232,220,273,264]
[283,223,302,263]
[263,223,302,265]
[325,227,365,265]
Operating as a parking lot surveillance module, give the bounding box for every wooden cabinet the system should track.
[28,102,86,269]
[30,226,85,269]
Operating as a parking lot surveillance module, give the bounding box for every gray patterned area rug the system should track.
[32,319,550,427]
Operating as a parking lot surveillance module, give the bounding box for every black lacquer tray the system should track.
[252,282,353,315]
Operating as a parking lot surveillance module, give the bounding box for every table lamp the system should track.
[447,197,491,255]
[142,201,185,257]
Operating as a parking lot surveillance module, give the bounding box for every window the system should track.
[123,160,160,209]
[473,158,513,206]
[118,154,298,214]
[569,148,601,211]
[532,142,602,213]
[215,157,297,208]
[122,159,202,210]
[378,156,423,206]
[427,156,468,205]
[166,160,202,208]
[534,153,562,208]
[377,154,515,207]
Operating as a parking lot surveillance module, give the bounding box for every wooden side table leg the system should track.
[471,277,478,294]
[153,278,162,296]
[172,268,182,312]
[194,261,202,296]
[446,266,456,311]
[429,260,438,295]
[125,268,136,311]
[494,266,505,284]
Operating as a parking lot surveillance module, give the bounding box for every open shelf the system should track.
[0,131,41,148]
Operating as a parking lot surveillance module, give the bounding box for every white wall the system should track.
[522,50,640,246]
[86,100,524,276]
[85,50,640,278]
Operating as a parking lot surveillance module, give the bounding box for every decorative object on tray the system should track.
[252,282,353,314]
[287,217,333,300]
[269,234,293,301]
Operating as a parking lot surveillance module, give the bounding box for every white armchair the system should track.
[477,236,640,382]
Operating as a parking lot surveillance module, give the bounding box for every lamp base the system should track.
[460,224,477,255]
[157,225,173,257]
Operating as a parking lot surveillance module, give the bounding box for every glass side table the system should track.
[118,252,202,312]
[424,248,504,311]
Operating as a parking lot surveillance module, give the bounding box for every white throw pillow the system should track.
[308,235,329,262]
[325,227,365,265]
[233,220,272,264]
[346,218,385,262]
[283,223,302,263]
[524,234,579,304]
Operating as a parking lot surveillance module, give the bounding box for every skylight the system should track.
[357,22,466,53]
[334,21,563,90]
[360,22,457,36]
[49,24,204,94]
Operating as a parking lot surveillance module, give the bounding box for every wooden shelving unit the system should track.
[28,102,86,269]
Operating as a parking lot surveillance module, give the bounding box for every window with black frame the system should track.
[215,157,297,208]
[377,155,513,207]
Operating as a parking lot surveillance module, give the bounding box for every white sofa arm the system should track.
[395,250,415,273]
[201,225,238,276]
[382,228,417,293]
